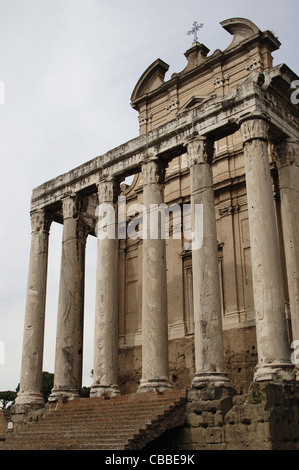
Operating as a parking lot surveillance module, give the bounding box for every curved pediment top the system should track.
[131,58,169,106]
[220,17,261,50]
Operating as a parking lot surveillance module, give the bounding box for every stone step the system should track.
[0,389,187,450]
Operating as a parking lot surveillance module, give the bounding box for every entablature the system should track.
[31,66,298,215]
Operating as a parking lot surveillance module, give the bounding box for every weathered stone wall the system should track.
[224,382,299,450]
[0,411,8,436]
[223,326,257,395]
[119,327,258,396]
[145,383,299,450]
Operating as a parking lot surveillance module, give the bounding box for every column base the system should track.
[14,391,45,411]
[137,378,173,393]
[189,371,235,401]
[48,388,80,403]
[191,371,232,389]
[90,384,120,397]
[254,362,296,383]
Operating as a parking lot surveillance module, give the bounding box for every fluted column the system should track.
[239,116,295,382]
[90,177,120,396]
[15,209,52,408]
[49,195,87,401]
[186,135,231,390]
[273,139,299,376]
[138,156,172,392]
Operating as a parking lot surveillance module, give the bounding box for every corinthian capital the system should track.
[273,139,299,168]
[185,135,214,167]
[239,116,269,144]
[61,195,80,220]
[30,209,52,234]
[142,159,165,186]
[97,178,117,204]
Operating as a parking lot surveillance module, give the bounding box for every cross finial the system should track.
[187,21,204,43]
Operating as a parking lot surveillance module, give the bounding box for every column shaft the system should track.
[90,178,120,396]
[240,117,294,382]
[138,158,171,392]
[274,140,299,373]
[186,136,231,389]
[15,210,51,408]
[49,195,86,401]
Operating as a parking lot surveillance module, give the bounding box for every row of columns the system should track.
[15,115,298,407]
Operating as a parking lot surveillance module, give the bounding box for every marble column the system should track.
[49,195,87,401]
[15,209,52,408]
[186,135,231,389]
[239,116,295,382]
[273,139,299,374]
[137,157,172,392]
[90,178,120,396]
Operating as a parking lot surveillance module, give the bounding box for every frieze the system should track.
[264,88,299,136]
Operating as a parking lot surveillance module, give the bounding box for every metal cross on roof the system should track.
[187,21,204,43]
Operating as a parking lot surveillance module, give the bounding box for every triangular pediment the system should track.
[178,95,215,114]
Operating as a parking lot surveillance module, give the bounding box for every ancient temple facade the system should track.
[14,16,299,433]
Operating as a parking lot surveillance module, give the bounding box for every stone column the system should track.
[186,135,231,390]
[90,178,120,396]
[49,195,87,401]
[137,157,172,392]
[273,139,299,374]
[15,209,52,408]
[239,116,295,382]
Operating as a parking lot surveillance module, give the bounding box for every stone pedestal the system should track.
[138,158,172,392]
[49,196,87,402]
[240,117,295,382]
[15,210,51,409]
[186,136,232,390]
[90,178,120,397]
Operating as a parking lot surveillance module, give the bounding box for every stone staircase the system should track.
[0,389,186,450]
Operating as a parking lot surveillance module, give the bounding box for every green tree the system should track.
[41,372,54,402]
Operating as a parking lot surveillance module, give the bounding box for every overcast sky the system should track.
[0,0,298,392]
